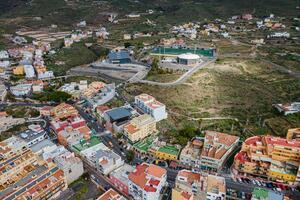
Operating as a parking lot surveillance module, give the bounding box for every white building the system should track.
[0,50,9,59]
[24,65,35,79]
[38,71,54,79]
[135,94,167,122]
[54,150,84,184]
[274,102,300,115]
[0,61,11,68]
[128,163,167,200]
[17,124,48,147]
[81,143,124,175]
[10,83,32,97]
[84,83,115,109]
[177,53,201,65]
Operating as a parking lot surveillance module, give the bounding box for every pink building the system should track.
[109,164,135,196]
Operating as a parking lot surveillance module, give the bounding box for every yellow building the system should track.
[155,145,180,161]
[13,65,24,75]
[234,135,300,185]
[123,114,156,142]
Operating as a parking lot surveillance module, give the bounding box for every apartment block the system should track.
[81,143,124,175]
[51,103,79,120]
[128,163,167,200]
[135,93,167,122]
[234,135,300,185]
[206,175,226,200]
[0,136,68,200]
[201,131,239,172]
[180,138,203,169]
[54,150,84,184]
[172,169,207,200]
[124,114,157,143]
[172,170,226,200]
[109,164,135,196]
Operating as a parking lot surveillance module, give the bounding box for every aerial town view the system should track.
[0,0,300,200]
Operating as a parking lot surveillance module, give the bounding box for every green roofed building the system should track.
[252,187,284,200]
[151,47,216,58]
[155,145,180,161]
[71,136,101,153]
[133,136,155,154]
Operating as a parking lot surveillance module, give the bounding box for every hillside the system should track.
[0,0,299,31]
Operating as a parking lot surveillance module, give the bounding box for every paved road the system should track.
[137,58,216,86]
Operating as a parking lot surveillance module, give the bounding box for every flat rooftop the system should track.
[72,136,101,153]
[133,136,155,153]
[151,47,215,57]
[157,145,180,156]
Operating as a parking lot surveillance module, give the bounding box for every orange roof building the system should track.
[0,136,68,200]
[234,135,300,185]
[51,103,78,120]
[123,114,156,142]
[128,163,167,200]
[200,131,239,172]
[97,188,126,200]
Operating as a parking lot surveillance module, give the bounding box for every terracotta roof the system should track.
[124,123,139,134]
[205,131,239,147]
[144,185,156,192]
[147,164,167,178]
[264,136,300,148]
[178,170,201,185]
[97,188,124,200]
[0,111,8,117]
[181,191,192,200]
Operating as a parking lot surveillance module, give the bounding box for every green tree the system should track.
[126,150,135,163]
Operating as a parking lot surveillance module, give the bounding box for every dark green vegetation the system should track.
[5,106,40,118]
[45,39,104,76]
[69,173,103,200]
[32,90,71,102]
[0,123,28,142]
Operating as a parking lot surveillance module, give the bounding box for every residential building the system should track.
[109,164,135,196]
[206,175,226,200]
[57,126,90,147]
[172,170,207,200]
[128,163,167,200]
[103,106,134,133]
[54,150,84,184]
[17,124,48,147]
[82,81,106,98]
[24,64,35,79]
[10,83,32,97]
[39,106,53,117]
[287,128,300,141]
[0,83,7,101]
[233,135,300,185]
[38,71,54,79]
[180,137,203,169]
[30,139,57,156]
[135,93,167,122]
[124,114,157,143]
[0,113,25,133]
[0,136,68,200]
[84,83,116,109]
[155,145,180,161]
[201,131,239,172]
[81,143,124,175]
[274,102,300,115]
[51,103,79,120]
[97,188,127,200]
[108,50,131,64]
[251,187,284,200]
[31,80,44,92]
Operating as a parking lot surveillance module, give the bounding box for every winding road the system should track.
[135,58,216,86]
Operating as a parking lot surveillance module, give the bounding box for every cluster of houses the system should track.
[59,80,115,109]
[0,41,53,80]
